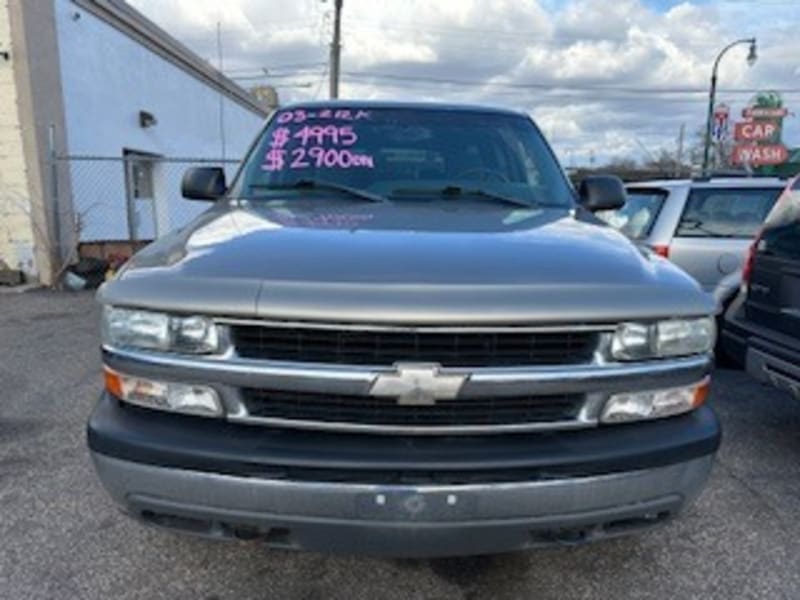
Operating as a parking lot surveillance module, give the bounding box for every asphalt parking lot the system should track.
[2,290,800,599]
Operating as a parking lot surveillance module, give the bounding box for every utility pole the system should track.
[675,123,685,177]
[329,0,343,99]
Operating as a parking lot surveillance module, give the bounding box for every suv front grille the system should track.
[240,389,584,429]
[230,325,599,367]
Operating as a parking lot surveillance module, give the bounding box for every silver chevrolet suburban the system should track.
[88,102,720,558]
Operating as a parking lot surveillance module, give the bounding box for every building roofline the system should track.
[71,0,269,118]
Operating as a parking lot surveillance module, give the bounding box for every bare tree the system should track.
[0,174,87,288]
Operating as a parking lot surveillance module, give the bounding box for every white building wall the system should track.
[0,0,37,275]
[54,0,265,241]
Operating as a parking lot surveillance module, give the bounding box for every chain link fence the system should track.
[58,155,241,244]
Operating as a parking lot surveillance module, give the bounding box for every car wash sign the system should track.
[732,91,789,167]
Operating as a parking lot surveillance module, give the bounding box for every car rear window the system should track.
[760,180,800,260]
[596,188,666,239]
[675,187,781,238]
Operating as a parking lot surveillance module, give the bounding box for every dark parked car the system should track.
[722,175,800,398]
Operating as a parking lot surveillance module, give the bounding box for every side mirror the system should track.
[578,175,626,212]
[181,167,226,201]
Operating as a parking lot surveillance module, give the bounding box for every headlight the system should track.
[601,377,710,423]
[102,306,220,354]
[610,317,715,361]
[104,367,222,417]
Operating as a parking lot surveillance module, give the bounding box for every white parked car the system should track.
[598,176,787,312]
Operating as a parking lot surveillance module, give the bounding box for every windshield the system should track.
[232,106,575,207]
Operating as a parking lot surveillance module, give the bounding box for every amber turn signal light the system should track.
[693,376,711,408]
[103,366,124,398]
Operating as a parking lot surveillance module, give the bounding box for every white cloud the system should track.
[555,0,647,42]
[128,0,800,165]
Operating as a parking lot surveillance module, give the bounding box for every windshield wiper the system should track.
[390,185,533,209]
[680,219,736,238]
[249,179,388,203]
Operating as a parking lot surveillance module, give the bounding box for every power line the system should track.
[341,78,800,105]
[312,61,330,100]
[215,20,316,33]
[225,62,326,74]
[342,71,800,96]
[268,82,315,89]
[230,71,325,81]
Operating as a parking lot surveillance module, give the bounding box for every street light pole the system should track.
[702,37,757,175]
[329,0,343,99]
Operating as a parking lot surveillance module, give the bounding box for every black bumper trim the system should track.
[723,297,800,366]
[87,393,720,480]
[126,491,683,557]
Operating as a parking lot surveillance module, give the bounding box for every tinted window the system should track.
[675,187,781,238]
[760,183,800,260]
[597,189,666,239]
[233,107,574,207]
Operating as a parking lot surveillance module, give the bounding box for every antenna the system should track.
[216,21,227,162]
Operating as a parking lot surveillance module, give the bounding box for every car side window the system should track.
[761,182,800,260]
[762,222,800,260]
[596,189,667,239]
[675,188,781,238]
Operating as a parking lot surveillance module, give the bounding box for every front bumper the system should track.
[92,452,712,557]
[88,394,720,557]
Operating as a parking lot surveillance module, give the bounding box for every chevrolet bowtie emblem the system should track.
[369,363,468,406]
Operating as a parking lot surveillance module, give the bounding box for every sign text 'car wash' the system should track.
[733,120,780,143]
[732,92,790,167]
[731,144,788,166]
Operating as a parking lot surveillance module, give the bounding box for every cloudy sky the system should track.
[128,0,800,166]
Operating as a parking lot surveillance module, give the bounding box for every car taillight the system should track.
[742,232,762,285]
[651,244,670,258]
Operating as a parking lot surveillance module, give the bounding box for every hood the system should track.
[100,200,716,323]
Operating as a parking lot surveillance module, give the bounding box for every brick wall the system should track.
[0,0,37,278]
